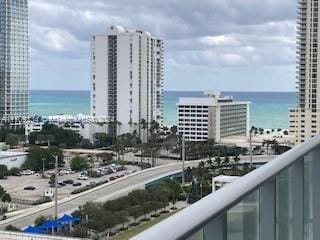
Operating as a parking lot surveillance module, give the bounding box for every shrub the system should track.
[71,186,91,195]
[129,222,140,227]
[5,225,21,232]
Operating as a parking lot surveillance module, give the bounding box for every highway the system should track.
[0,161,200,229]
[0,155,275,229]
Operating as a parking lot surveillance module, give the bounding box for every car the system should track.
[58,182,66,186]
[21,170,34,175]
[109,176,117,181]
[72,182,82,187]
[49,184,55,188]
[90,181,96,187]
[24,186,36,190]
[60,170,70,175]
[78,175,88,180]
[35,173,41,177]
[63,179,74,184]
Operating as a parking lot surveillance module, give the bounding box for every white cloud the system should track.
[28,0,297,91]
[199,35,240,46]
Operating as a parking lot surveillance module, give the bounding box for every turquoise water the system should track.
[30,90,296,129]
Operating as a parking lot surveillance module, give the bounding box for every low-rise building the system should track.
[177,92,250,142]
[212,175,239,192]
[0,151,28,169]
[25,114,110,142]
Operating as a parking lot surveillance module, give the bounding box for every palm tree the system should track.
[270,139,279,155]
[139,119,148,140]
[262,139,274,155]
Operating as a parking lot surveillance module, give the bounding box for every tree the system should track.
[8,167,20,176]
[28,123,82,148]
[93,133,112,148]
[34,215,47,226]
[80,139,93,149]
[5,225,21,232]
[24,145,64,171]
[2,193,11,203]
[71,156,90,172]
[0,165,8,179]
[5,134,20,146]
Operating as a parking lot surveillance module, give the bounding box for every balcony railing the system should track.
[132,135,320,240]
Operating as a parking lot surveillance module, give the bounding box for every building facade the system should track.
[177,92,250,142]
[90,25,164,139]
[0,0,29,125]
[289,0,320,144]
[25,115,110,142]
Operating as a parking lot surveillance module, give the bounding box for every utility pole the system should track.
[42,158,45,178]
[249,128,253,168]
[54,155,58,220]
[182,135,185,186]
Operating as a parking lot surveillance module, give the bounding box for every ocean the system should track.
[30,90,296,130]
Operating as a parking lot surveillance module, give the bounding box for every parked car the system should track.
[21,170,34,175]
[109,176,117,181]
[58,182,66,187]
[60,170,70,175]
[63,179,74,184]
[24,186,36,190]
[72,182,82,187]
[78,175,88,180]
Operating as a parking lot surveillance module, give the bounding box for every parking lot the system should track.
[0,164,141,202]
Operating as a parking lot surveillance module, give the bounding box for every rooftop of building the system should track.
[177,91,251,106]
[104,25,153,37]
[0,151,28,158]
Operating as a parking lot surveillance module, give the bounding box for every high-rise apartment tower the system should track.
[90,26,164,139]
[0,0,29,125]
[289,0,320,143]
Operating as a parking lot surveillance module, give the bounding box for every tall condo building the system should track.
[0,0,29,125]
[90,25,164,139]
[289,0,319,144]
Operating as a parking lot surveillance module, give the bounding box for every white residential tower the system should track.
[90,26,164,139]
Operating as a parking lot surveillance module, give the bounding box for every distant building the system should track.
[0,0,29,125]
[25,115,110,142]
[0,151,28,169]
[289,0,319,144]
[212,175,239,192]
[90,25,164,140]
[177,92,250,142]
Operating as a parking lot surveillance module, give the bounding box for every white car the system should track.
[21,170,34,175]
[60,170,70,175]
[78,175,88,180]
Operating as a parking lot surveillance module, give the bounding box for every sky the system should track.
[29,0,297,92]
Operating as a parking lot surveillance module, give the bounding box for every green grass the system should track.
[111,210,182,240]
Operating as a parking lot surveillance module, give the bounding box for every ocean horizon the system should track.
[29,90,296,130]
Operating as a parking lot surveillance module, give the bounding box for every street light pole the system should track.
[42,158,45,178]
[54,155,58,220]
[249,128,253,168]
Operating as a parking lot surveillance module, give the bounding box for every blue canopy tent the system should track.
[23,226,45,234]
[58,214,80,230]
[38,220,63,234]
[57,214,80,224]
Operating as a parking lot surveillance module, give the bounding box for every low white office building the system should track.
[177,92,250,142]
[25,115,110,142]
[212,175,239,192]
[0,151,28,169]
